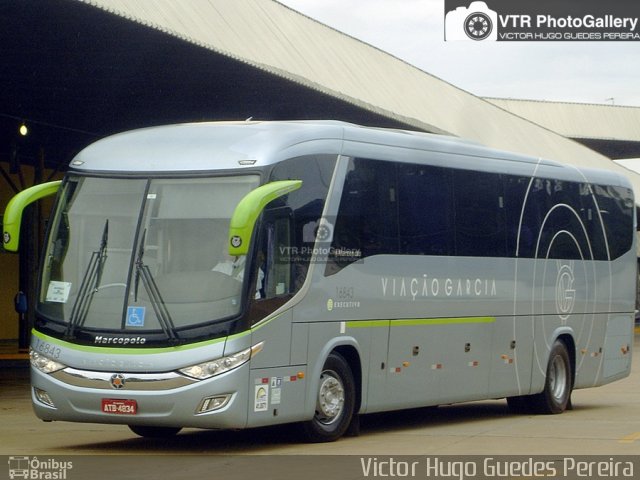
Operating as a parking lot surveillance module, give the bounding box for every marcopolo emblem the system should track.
[110,373,126,389]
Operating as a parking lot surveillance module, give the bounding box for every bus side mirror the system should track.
[2,181,62,252]
[228,180,302,256]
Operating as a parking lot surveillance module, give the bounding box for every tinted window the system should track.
[453,169,507,257]
[593,185,634,260]
[503,175,530,256]
[578,183,609,261]
[326,157,633,275]
[328,158,399,271]
[264,154,338,294]
[537,180,591,260]
[516,178,632,261]
[398,163,453,255]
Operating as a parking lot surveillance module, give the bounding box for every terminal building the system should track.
[1,0,639,353]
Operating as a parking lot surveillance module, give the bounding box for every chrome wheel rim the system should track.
[549,355,568,402]
[315,369,345,425]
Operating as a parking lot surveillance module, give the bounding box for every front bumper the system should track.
[31,363,250,429]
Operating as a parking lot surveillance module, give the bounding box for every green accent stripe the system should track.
[31,312,284,355]
[33,315,492,354]
[346,317,495,329]
[31,329,235,355]
[393,317,495,326]
[345,320,390,328]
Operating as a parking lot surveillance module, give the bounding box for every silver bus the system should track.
[3,121,636,442]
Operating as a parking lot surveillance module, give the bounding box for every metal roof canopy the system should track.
[2,0,640,196]
[0,0,408,176]
[487,98,640,159]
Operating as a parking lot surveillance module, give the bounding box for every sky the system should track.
[278,0,640,107]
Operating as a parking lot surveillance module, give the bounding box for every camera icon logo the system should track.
[445,1,498,42]
[302,218,334,243]
[465,11,493,40]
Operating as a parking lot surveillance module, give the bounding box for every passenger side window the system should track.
[328,158,512,275]
[245,211,291,302]
[539,180,589,259]
[328,158,399,273]
[453,169,506,257]
[247,155,337,324]
[326,156,631,275]
[503,175,530,256]
[593,185,634,260]
[260,154,337,296]
[398,163,453,255]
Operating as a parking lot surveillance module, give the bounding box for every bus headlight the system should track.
[30,350,67,374]
[179,341,264,380]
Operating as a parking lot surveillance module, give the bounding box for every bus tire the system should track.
[530,339,573,414]
[300,352,356,443]
[128,425,182,438]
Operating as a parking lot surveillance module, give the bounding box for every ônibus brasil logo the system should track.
[8,456,73,479]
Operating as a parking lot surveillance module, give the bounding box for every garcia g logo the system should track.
[556,263,576,321]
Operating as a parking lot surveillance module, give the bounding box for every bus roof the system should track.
[68,121,630,188]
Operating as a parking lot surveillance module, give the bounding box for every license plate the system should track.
[101,398,137,415]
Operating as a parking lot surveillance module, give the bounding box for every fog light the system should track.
[197,394,232,414]
[34,387,56,408]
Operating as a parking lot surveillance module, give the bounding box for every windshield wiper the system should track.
[134,228,180,344]
[94,219,109,291]
[65,219,109,339]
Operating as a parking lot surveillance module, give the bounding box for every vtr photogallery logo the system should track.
[445,0,640,41]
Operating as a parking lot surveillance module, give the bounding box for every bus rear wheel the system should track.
[532,339,573,413]
[301,352,355,442]
[128,425,182,438]
[508,339,572,414]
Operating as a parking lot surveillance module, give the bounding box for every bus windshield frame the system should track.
[37,173,262,346]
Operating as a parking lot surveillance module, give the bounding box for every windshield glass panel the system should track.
[38,175,260,335]
[127,176,259,333]
[39,177,146,329]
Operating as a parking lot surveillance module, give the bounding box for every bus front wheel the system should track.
[301,352,356,442]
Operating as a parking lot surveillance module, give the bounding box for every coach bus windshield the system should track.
[37,175,260,341]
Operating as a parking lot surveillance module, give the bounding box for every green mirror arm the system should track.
[228,180,302,256]
[3,180,62,252]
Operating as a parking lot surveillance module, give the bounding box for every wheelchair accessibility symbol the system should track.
[126,306,146,327]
